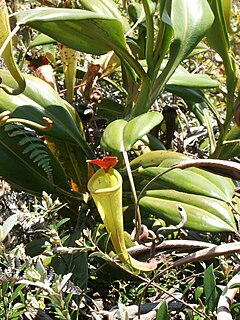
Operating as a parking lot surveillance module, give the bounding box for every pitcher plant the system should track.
[87,157,157,272]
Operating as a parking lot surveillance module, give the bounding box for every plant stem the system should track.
[142,0,154,75]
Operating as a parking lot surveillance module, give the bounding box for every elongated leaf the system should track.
[140,195,235,233]
[170,0,214,66]
[144,190,236,230]
[221,0,235,34]
[0,70,94,159]
[150,0,214,104]
[204,264,217,314]
[129,151,235,201]
[28,33,56,48]
[15,8,147,82]
[167,73,219,88]
[0,124,73,198]
[138,166,232,202]
[47,137,89,193]
[15,8,126,56]
[0,0,26,95]
[79,0,130,32]
[156,301,169,320]
[0,213,18,242]
[101,112,163,152]
[207,0,237,94]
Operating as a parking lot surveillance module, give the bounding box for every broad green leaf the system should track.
[47,137,89,193]
[15,8,146,81]
[170,0,214,66]
[141,189,236,230]
[15,8,126,56]
[139,193,236,233]
[137,165,234,202]
[204,264,217,314]
[167,73,219,89]
[123,112,163,151]
[101,112,163,152]
[79,0,130,32]
[150,0,214,105]
[0,70,94,159]
[96,98,125,116]
[167,86,206,104]
[156,301,169,320]
[0,124,73,198]
[101,119,127,152]
[149,59,219,89]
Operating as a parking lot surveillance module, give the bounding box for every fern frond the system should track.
[18,136,42,146]
[4,124,53,180]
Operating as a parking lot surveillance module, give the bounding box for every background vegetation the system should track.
[0,0,240,319]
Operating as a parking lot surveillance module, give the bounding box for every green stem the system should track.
[142,0,154,75]
[211,87,238,159]
[149,57,181,107]
[115,45,149,84]
[122,148,142,239]
[131,78,152,117]
[152,0,173,80]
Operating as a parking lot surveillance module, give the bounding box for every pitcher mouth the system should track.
[87,168,122,194]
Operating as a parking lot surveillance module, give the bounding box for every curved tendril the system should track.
[0,111,53,131]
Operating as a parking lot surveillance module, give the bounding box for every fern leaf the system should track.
[18,136,41,146]
[4,124,53,180]
[23,143,45,153]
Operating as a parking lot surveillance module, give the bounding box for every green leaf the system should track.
[101,119,127,152]
[167,72,219,89]
[137,165,234,202]
[101,112,163,152]
[123,113,163,151]
[187,42,209,58]
[28,33,56,48]
[15,8,126,56]
[15,7,147,82]
[221,0,235,34]
[206,0,237,93]
[9,284,27,303]
[139,190,236,232]
[156,301,169,320]
[150,0,214,104]
[0,213,18,242]
[0,125,73,198]
[195,286,204,301]
[79,0,130,32]
[96,98,125,116]
[0,70,94,159]
[204,264,217,314]
[228,273,240,289]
